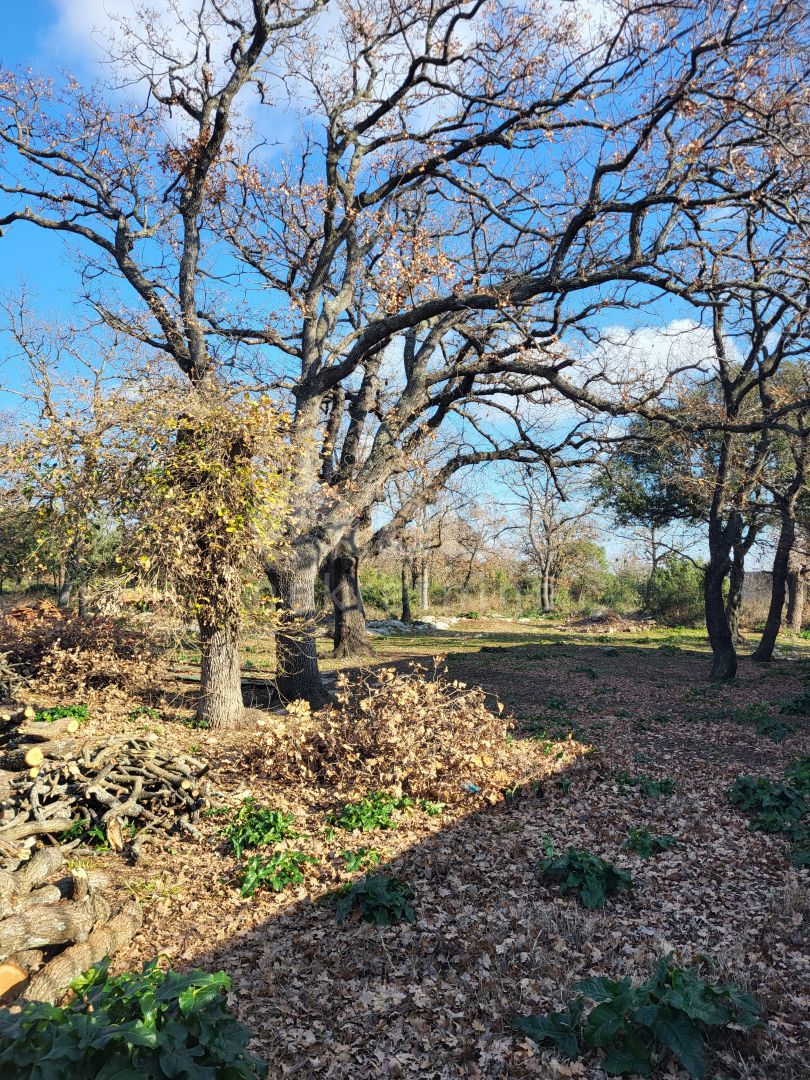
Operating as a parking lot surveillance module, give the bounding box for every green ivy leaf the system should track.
[637,1006,705,1078]
[601,1030,653,1076]
[512,1001,583,1059]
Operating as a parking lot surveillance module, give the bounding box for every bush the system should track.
[335,873,416,925]
[598,567,644,613]
[0,958,267,1079]
[342,847,382,871]
[260,664,508,800]
[33,703,89,724]
[536,847,633,909]
[513,954,763,1078]
[358,567,402,615]
[646,556,704,625]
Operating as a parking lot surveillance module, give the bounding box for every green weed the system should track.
[238,851,316,897]
[624,828,679,858]
[221,799,296,859]
[513,954,762,1077]
[616,770,677,799]
[536,847,633,909]
[335,874,415,926]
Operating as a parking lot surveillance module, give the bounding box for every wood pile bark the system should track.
[0,705,210,867]
[0,845,142,1004]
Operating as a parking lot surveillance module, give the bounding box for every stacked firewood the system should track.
[0,706,212,1004]
[0,846,142,1004]
[0,706,210,866]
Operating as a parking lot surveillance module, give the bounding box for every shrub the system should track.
[624,828,679,858]
[513,954,763,1078]
[712,703,796,743]
[259,664,508,800]
[358,567,401,615]
[238,850,316,897]
[645,556,705,626]
[536,847,633,909]
[784,756,810,796]
[335,873,416,926]
[221,798,296,859]
[728,775,805,832]
[0,958,267,1079]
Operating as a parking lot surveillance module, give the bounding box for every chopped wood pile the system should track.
[0,705,210,866]
[0,845,142,1004]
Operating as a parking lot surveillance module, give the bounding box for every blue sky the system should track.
[0,2,761,570]
[0,2,97,316]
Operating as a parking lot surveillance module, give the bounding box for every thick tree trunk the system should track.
[195,552,245,729]
[267,543,330,708]
[726,544,746,646]
[752,511,796,662]
[787,571,806,633]
[540,572,553,613]
[197,621,243,729]
[327,542,373,659]
[401,562,412,623]
[704,512,738,681]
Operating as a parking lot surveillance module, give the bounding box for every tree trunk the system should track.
[726,544,746,646]
[267,542,330,708]
[704,512,738,681]
[194,549,245,729]
[57,574,73,610]
[420,559,429,610]
[540,572,552,613]
[197,617,243,730]
[644,526,658,610]
[752,510,796,662]
[327,542,373,659]
[787,571,806,633]
[401,562,412,623]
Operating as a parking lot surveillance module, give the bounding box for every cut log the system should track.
[6,948,43,973]
[0,707,36,730]
[0,847,64,912]
[0,817,75,843]
[13,718,81,741]
[1,747,44,772]
[15,847,65,893]
[0,962,27,1002]
[24,901,143,1004]
[0,893,109,962]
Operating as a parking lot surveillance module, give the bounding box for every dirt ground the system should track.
[35,620,810,1078]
